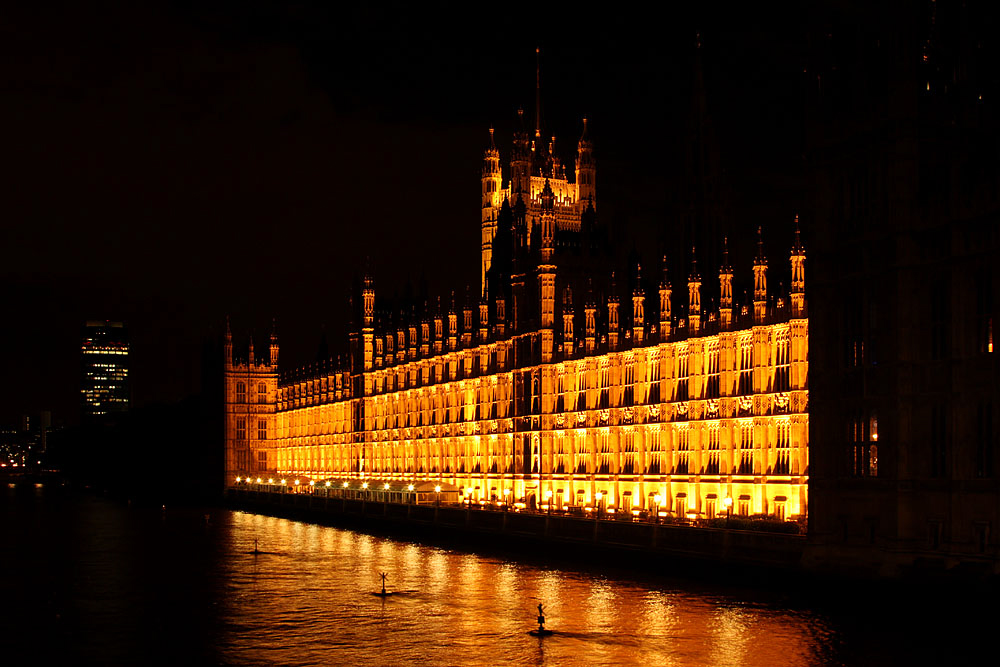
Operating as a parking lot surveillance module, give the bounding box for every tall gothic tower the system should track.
[481,129,502,294]
[224,318,279,485]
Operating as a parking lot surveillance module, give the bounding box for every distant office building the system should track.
[81,321,130,420]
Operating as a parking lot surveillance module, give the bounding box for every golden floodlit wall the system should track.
[226,293,808,521]
[264,318,806,520]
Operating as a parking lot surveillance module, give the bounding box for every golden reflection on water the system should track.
[218,511,831,666]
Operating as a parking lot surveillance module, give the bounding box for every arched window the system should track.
[257,382,267,404]
[236,382,247,403]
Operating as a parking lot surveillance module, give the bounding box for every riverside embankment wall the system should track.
[226,488,804,572]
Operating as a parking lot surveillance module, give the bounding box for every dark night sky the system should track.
[2,1,814,425]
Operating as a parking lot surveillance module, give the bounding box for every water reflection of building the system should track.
[224,117,810,522]
[80,321,130,421]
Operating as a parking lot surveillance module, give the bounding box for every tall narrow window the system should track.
[774,421,790,475]
[646,428,661,475]
[623,360,635,406]
[621,431,635,474]
[738,338,753,395]
[576,431,590,474]
[600,364,610,409]
[648,353,661,403]
[850,410,868,477]
[257,382,267,404]
[705,344,720,399]
[675,356,689,402]
[236,418,247,441]
[705,426,720,474]
[674,428,689,475]
[258,419,267,441]
[236,382,247,403]
[774,332,790,392]
[739,422,754,474]
[869,413,878,477]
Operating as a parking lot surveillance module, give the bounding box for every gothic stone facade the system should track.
[225,122,809,522]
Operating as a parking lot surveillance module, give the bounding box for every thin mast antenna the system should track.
[535,47,541,138]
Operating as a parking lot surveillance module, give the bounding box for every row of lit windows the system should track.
[275,324,799,408]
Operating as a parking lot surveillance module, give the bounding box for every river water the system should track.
[0,487,985,665]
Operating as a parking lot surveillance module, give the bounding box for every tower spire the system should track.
[754,226,768,323]
[719,237,733,329]
[576,116,596,211]
[790,214,806,318]
[688,246,702,335]
[633,262,645,344]
[481,127,502,295]
[608,271,620,351]
[792,213,804,254]
[269,317,279,366]
[659,255,672,339]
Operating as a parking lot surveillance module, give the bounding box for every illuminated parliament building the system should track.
[224,111,810,522]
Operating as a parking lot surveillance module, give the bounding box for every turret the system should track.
[481,128,502,295]
[719,238,733,329]
[447,291,458,351]
[420,302,431,358]
[395,313,406,365]
[362,271,375,329]
[688,247,702,335]
[407,307,418,361]
[385,317,395,365]
[575,117,595,208]
[495,290,507,338]
[248,333,255,366]
[540,179,555,264]
[462,286,474,348]
[753,226,768,323]
[433,296,444,356]
[608,272,620,351]
[790,215,806,318]
[479,285,489,343]
[511,109,531,199]
[659,257,672,339]
[562,286,575,357]
[361,272,375,371]
[632,264,645,345]
[269,318,279,366]
[538,181,557,363]
[585,279,597,354]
